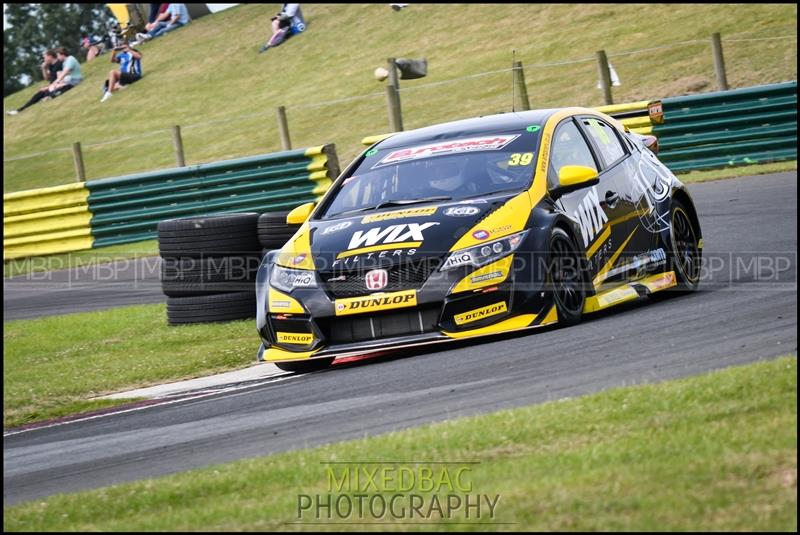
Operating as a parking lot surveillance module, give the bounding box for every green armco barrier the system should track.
[654,81,797,172]
[86,144,339,248]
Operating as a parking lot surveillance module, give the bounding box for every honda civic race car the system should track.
[255,107,702,372]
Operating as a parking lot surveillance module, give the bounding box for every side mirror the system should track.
[286,202,315,225]
[550,165,600,200]
[642,134,659,155]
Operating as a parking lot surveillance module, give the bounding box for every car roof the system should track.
[376,109,564,150]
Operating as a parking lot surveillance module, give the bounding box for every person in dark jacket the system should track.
[7,50,63,115]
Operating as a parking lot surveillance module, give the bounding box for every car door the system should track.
[576,115,655,286]
[548,117,629,285]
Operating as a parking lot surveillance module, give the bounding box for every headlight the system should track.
[270,265,318,292]
[440,230,528,271]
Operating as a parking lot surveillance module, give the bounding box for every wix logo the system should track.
[348,223,439,249]
[574,186,609,247]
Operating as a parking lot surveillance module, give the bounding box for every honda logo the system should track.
[365,269,388,291]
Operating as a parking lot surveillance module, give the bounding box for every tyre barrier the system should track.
[166,292,257,325]
[257,211,301,250]
[158,211,300,325]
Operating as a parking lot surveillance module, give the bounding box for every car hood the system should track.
[306,194,517,272]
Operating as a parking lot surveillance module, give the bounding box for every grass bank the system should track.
[4,356,796,530]
[3,4,796,192]
[3,303,258,428]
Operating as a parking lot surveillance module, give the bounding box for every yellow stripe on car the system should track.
[592,227,637,287]
[268,287,305,313]
[443,313,537,339]
[450,255,514,294]
[275,222,315,270]
[337,241,421,259]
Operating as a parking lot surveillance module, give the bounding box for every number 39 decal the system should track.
[508,153,533,166]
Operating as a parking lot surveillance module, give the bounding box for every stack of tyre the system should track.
[158,211,299,325]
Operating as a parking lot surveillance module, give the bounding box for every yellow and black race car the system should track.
[255,107,702,372]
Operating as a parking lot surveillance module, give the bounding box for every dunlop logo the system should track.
[276,332,314,345]
[454,301,507,325]
[361,207,437,224]
[335,290,417,316]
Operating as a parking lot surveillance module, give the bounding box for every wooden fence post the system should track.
[276,106,292,150]
[171,125,186,167]
[596,50,613,105]
[711,32,729,91]
[386,57,404,131]
[72,142,86,182]
[513,60,531,111]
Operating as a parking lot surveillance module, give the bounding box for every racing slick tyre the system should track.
[548,227,587,326]
[166,292,256,325]
[158,213,261,258]
[160,255,261,297]
[664,199,702,293]
[274,357,335,374]
[257,211,301,250]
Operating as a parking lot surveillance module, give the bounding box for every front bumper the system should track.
[256,253,556,363]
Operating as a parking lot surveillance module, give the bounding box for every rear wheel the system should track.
[274,357,334,373]
[548,227,586,326]
[666,200,701,292]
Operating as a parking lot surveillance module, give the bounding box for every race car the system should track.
[255,107,702,372]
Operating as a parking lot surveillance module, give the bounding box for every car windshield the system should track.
[319,130,540,219]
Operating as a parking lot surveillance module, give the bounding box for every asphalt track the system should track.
[3,172,797,505]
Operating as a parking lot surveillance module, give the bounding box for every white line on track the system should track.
[3,372,307,438]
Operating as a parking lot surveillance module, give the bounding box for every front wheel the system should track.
[275,357,334,374]
[666,200,701,292]
[548,227,586,326]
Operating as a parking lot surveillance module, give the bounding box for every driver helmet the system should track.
[428,159,464,192]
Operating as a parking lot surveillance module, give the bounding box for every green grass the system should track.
[3,239,159,278]
[676,160,797,184]
[4,356,796,531]
[3,303,259,428]
[3,4,796,192]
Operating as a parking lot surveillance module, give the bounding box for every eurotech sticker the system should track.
[361,207,437,223]
[334,290,417,316]
[454,301,507,325]
[470,271,503,284]
[276,332,314,345]
[375,135,520,167]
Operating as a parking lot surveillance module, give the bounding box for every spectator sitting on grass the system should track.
[100,42,143,103]
[7,50,62,115]
[47,47,83,97]
[259,3,306,53]
[135,3,191,43]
